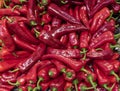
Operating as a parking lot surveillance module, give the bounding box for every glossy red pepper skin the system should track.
[68,32,79,47]
[41,13,52,24]
[13,35,37,52]
[112,3,120,13]
[18,5,27,15]
[90,7,110,34]
[26,60,52,84]
[51,24,88,39]
[74,6,80,21]
[11,0,26,4]
[109,60,120,72]
[48,3,81,24]
[43,24,52,32]
[52,17,61,28]
[93,65,109,86]
[0,59,24,73]
[79,31,90,49]
[18,43,46,73]
[79,6,90,29]
[0,84,14,90]
[40,80,51,91]
[50,76,65,91]
[94,60,114,75]
[42,54,87,72]
[19,22,39,44]
[112,83,120,91]
[89,31,114,49]
[0,20,15,52]
[60,35,68,45]
[63,68,76,82]
[47,48,81,58]
[0,8,20,16]
[90,0,115,17]
[64,82,72,91]
[48,67,59,78]
[39,30,64,48]
[0,87,10,91]
[111,53,120,60]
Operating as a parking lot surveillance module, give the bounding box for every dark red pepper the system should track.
[41,13,52,24]
[52,17,61,28]
[11,0,26,4]
[74,6,80,21]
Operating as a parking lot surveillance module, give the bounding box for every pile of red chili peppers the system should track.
[0,0,120,91]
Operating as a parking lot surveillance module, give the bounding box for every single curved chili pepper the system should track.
[51,60,66,73]
[17,43,46,73]
[64,82,72,91]
[27,0,37,26]
[42,54,87,72]
[11,0,26,4]
[79,6,90,29]
[63,68,76,82]
[52,17,61,28]
[48,67,59,78]
[19,22,39,44]
[50,76,65,91]
[13,35,37,52]
[0,8,20,16]
[51,24,88,39]
[47,48,81,58]
[90,0,116,17]
[48,3,81,24]
[90,7,110,34]
[89,31,114,49]
[0,19,15,52]
[26,60,52,84]
[39,30,64,48]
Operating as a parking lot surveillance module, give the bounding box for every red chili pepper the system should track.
[36,64,53,90]
[0,84,14,90]
[60,35,68,45]
[48,3,81,24]
[89,31,114,49]
[109,60,120,72]
[79,6,90,29]
[68,32,79,48]
[26,60,52,84]
[70,1,84,6]
[0,8,20,16]
[112,3,120,13]
[40,80,51,91]
[19,22,39,44]
[43,24,52,32]
[51,24,88,39]
[18,5,27,15]
[39,30,64,48]
[52,17,61,28]
[47,47,81,58]
[18,86,27,91]
[74,6,80,21]
[111,53,120,60]
[112,83,120,91]
[13,35,37,52]
[41,13,52,24]
[90,0,115,17]
[42,54,87,72]
[0,59,24,73]
[51,60,66,73]
[90,7,110,34]
[50,76,65,91]
[64,82,72,91]
[63,68,76,82]
[0,19,15,52]
[17,43,46,73]
[11,0,26,4]
[48,67,59,78]
[0,87,10,91]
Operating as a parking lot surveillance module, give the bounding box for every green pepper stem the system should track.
[30,20,37,26]
[18,88,23,91]
[61,68,66,73]
[7,80,20,86]
[36,77,43,90]
[81,85,94,91]
[3,1,9,8]
[110,44,120,49]
[80,48,87,60]
[80,67,89,74]
[34,28,40,38]
[48,71,53,77]
[66,72,72,78]
[103,84,111,91]
[20,0,27,3]
[114,33,120,39]
[110,71,120,82]
[41,0,48,5]
[9,68,19,73]
[73,79,79,91]
[87,75,97,91]
[52,87,57,91]
[5,16,13,23]
[32,87,38,91]
[107,10,113,21]
[66,87,72,91]
[12,5,21,11]
[28,86,33,91]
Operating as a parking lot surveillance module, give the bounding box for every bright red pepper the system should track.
[41,13,52,24]
[64,82,72,91]
[48,67,59,78]
[90,7,110,34]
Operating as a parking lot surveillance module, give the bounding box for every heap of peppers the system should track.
[0,0,120,91]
